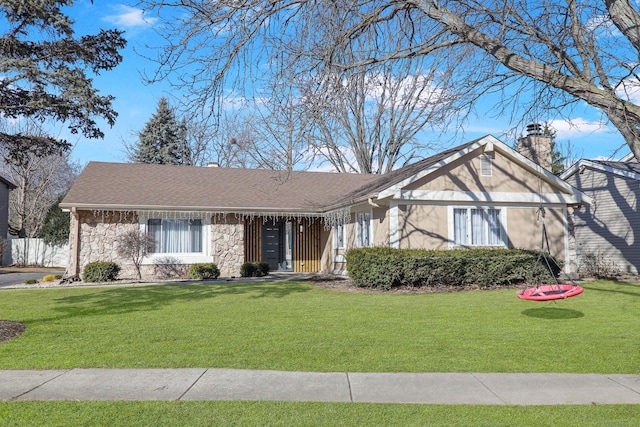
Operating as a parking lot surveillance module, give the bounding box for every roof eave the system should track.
[58,202,328,216]
[563,159,640,182]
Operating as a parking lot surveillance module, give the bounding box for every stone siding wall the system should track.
[78,210,140,279]
[211,219,244,277]
[74,211,246,280]
[68,210,79,276]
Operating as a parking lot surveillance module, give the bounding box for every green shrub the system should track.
[346,247,561,290]
[345,247,401,290]
[42,274,56,282]
[54,274,63,280]
[83,261,121,282]
[240,262,257,277]
[189,263,220,280]
[256,262,270,277]
[23,278,38,284]
[240,262,270,277]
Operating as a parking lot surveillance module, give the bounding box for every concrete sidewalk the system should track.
[1,369,640,405]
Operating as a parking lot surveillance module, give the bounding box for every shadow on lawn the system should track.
[45,281,311,320]
[522,307,584,319]
[581,281,640,299]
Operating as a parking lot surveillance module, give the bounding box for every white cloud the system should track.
[616,77,640,105]
[103,5,157,28]
[463,123,509,135]
[219,89,251,111]
[548,118,612,139]
[357,73,447,110]
[306,145,359,173]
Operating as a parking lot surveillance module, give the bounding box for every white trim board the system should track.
[396,190,586,205]
[562,159,640,182]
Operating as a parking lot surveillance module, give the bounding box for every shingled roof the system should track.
[561,157,640,183]
[61,161,378,213]
[590,159,640,175]
[61,140,479,214]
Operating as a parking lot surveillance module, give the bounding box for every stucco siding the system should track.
[566,168,640,274]
[405,149,558,195]
[372,206,389,246]
[506,206,566,258]
[397,204,449,249]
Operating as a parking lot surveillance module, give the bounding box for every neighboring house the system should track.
[562,153,640,275]
[60,134,590,279]
[0,175,16,265]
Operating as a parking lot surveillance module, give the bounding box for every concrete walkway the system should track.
[1,369,639,405]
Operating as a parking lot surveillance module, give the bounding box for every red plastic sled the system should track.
[517,284,584,301]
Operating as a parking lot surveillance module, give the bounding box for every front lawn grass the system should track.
[1,401,640,426]
[0,280,638,373]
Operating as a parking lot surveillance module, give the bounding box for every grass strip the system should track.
[1,401,639,426]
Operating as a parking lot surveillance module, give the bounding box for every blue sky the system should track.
[63,2,631,168]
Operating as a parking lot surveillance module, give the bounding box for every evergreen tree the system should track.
[131,98,191,165]
[543,124,567,176]
[39,196,69,247]
[0,1,126,162]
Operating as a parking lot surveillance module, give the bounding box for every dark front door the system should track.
[262,222,281,271]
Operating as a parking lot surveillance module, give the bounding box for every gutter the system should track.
[58,203,332,217]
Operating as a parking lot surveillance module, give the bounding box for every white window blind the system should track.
[148,218,202,253]
[453,208,504,247]
[356,212,371,247]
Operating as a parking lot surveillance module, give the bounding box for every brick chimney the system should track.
[517,123,552,170]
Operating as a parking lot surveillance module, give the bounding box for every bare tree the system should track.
[138,1,640,160]
[116,229,156,280]
[243,82,312,171]
[201,87,312,171]
[140,1,460,172]
[0,121,80,238]
[301,52,456,173]
[181,117,215,167]
[207,111,262,169]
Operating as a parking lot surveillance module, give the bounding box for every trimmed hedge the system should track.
[83,261,121,282]
[240,262,270,277]
[346,247,561,290]
[189,263,220,280]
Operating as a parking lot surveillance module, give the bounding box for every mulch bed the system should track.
[0,320,25,344]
